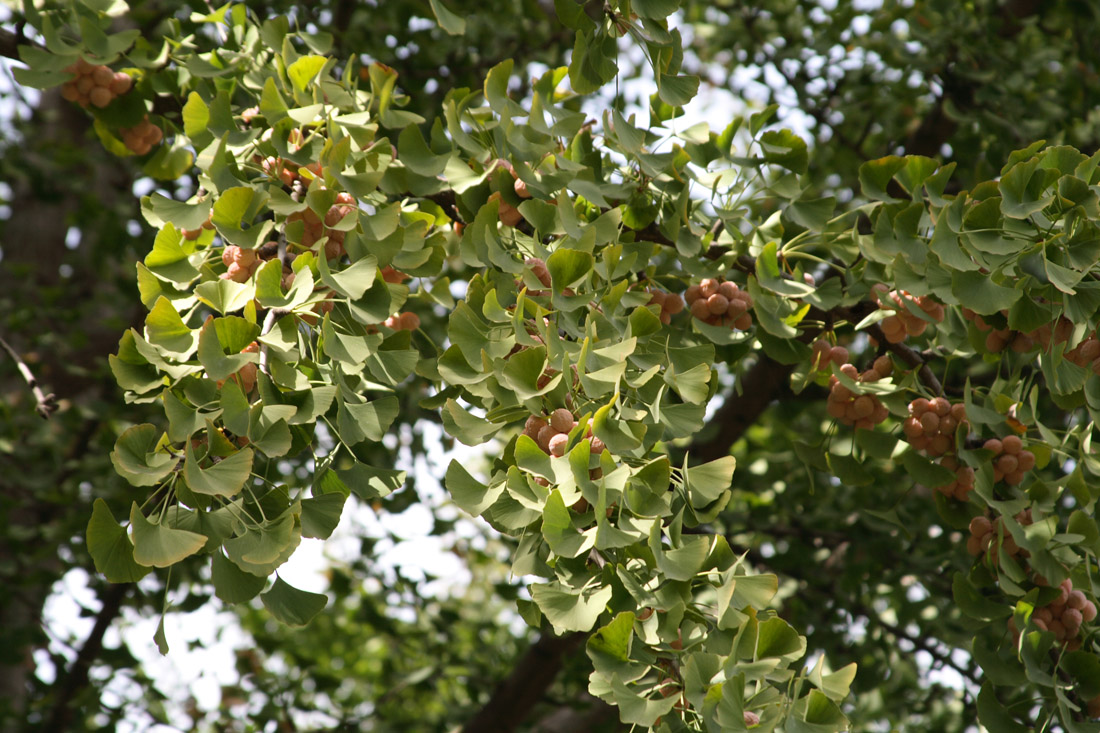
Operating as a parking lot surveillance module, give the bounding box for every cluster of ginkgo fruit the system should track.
[60,58,131,108]
[646,289,685,324]
[966,511,1030,563]
[487,160,532,227]
[1065,331,1100,375]
[524,409,586,457]
[182,218,215,241]
[286,192,357,260]
[962,310,1100,375]
[871,284,944,343]
[982,435,1036,485]
[1008,577,1097,649]
[903,397,968,457]
[119,116,163,155]
[810,339,849,374]
[220,245,261,283]
[684,279,753,330]
[962,307,1041,354]
[935,454,977,501]
[257,129,320,189]
[522,408,606,497]
[382,312,420,331]
[525,257,553,292]
[826,358,891,429]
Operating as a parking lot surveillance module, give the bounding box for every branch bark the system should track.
[461,631,586,733]
[688,355,796,464]
[529,694,621,732]
[45,583,130,732]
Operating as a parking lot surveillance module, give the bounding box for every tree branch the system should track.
[461,631,586,733]
[45,583,129,731]
[688,355,796,463]
[868,323,944,396]
[529,694,621,732]
[0,335,58,418]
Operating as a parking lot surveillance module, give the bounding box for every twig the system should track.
[865,324,944,396]
[258,308,281,377]
[0,26,45,62]
[0,335,58,418]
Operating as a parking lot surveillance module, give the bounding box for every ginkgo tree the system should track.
[9,0,1100,730]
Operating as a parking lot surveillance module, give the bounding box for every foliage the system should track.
[7,1,1100,731]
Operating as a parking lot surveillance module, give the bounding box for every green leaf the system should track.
[759,129,808,174]
[757,241,815,297]
[787,196,836,230]
[808,659,858,702]
[951,270,1021,315]
[685,456,736,506]
[591,403,644,453]
[529,581,613,633]
[588,611,635,664]
[318,253,378,299]
[12,66,72,89]
[334,462,406,502]
[144,142,196,182]
[1063,651,1100,699]
[633,0,680,18]
[129,503,207,568]
[445,460,505,517]
[977,684,1030,733]
[569,29,618,95]
[145,297,198,356]
[182,92,210,138]
[261,577,327,626]
[300,493,346,540]
[730,572,779,610]
[197,317,258,380]
[610,676,678,726]
[145,225,200,284]
[859,156,907,201]
[428,0,466,35]
[952,572,1012,622]
[756,617,805,660]
[287,55,328,92]
[338,396,400,444]
[211,186,256,230]
[1000,157,1053,219]
[211,551,267,604]
[184,441,254,497]
[87,499,151,583]
[194,278,252,315]
[650,526,711,581]
[898,451,956,488]
[657,73,700,107]
[147,194,212,231]
[111,424,177,487]
[442,399,500,446]
[542,490,593,558]
[484,59,525,118]
[547,248,594,292]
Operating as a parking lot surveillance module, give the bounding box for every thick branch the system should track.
[462,632,585,733]
[45,583,129,731]
[529,694,620,732]
[689,355,796,463]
